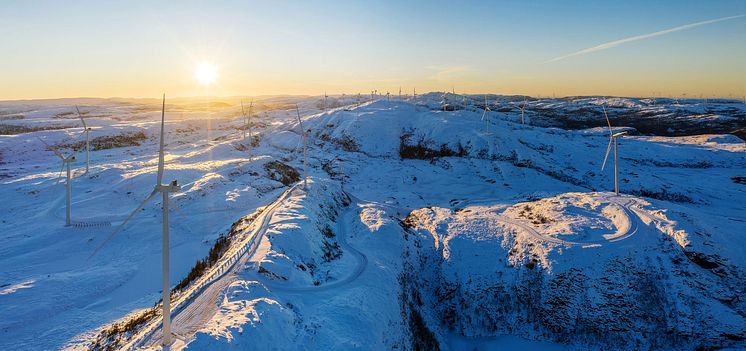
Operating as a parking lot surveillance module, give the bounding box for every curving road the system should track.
[246,198,368,293]
[459,193,645,247]
[123,185,370,349]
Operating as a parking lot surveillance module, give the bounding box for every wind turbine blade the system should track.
[76,106,87,129]
[58,160,65,180]
[295,104,304,130]
[90,188,158,258]
[602,104,612,136]
[601,139,612,172]
[37,137,65,159]
[157,94,166,185]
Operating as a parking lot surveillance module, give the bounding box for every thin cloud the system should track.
[427,65,471,82]
[545,14,745,63]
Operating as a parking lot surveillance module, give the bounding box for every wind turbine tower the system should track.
[296,105,308,189]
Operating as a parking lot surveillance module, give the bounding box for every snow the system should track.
[1,94,744,350]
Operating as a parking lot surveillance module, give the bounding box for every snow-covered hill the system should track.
[1,94,744,350]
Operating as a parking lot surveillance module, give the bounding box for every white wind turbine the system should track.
[600,103,627,196]
[39,138,76,226]
[241,100,254,158]
[240,101,247,140]
[481,95,492,133]
[76,106,91,174]
[296,104,308,190]
[91,94,180,346]
[324,92,328,110]
[518,98,527,125]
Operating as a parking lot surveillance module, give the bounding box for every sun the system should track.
[194,62,217,85]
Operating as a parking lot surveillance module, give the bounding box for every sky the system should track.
[1,0,744,100]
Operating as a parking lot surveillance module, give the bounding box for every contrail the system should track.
[545,14,745,63]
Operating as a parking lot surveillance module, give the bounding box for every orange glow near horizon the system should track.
[0,2,743,101]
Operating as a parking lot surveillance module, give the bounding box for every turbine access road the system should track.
[126,185,370,350]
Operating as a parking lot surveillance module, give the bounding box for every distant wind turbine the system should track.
[481,95,492,133]
[518,98,527,125]
[39,137,76,226]
[241,100,254,157]
[600,103,627,195]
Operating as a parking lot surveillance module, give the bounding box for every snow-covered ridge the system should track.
[400,192,745,350]
[250,178,355,287]
[1,95,745,350]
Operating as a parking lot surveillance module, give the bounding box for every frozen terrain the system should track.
[1,94,745,350]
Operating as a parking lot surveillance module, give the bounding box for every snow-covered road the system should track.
[245,196,369,293]
[124,184,301,349]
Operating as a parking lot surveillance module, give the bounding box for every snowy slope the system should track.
[1,94,745,350]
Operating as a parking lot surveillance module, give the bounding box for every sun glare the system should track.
[194,63,217,86]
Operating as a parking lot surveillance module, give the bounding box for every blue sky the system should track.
[1,0,744,99]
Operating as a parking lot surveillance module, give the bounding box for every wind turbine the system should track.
[399,87,402,101]
[240,100,254,156]
[600,103,627,196]
[413,88,416,103]
[39,138,76,226]
[240,101,247,140]
[76,106,91,174]
[91,94,180,346]
[324,92,328,110]
[518,98,527,125]
[481,95,492,133]
[248,101,254,146]
[295,105,308,190]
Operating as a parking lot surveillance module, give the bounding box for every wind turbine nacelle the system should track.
[159,180,181,192]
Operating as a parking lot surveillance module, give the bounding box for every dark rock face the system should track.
[263,160,300,186]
